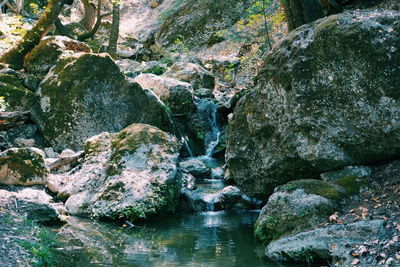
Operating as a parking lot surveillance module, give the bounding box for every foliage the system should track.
[0,96,9,111]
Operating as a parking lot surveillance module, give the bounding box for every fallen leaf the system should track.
[358,245,368,255]
[372,197,380,203]
[351,258,360,265]
[329,212,339,222]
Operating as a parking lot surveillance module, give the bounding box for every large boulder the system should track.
[0,147,48,186]
[56,124,182,221]
[254,177,366,244]
[133,73,196,115]
[31,53,175,151]
[23,36,92,75]
[156,0,249,48]
[0,74,36,111]
[226,10,400,198]
[163,62,215,90]
[265,220,386,265]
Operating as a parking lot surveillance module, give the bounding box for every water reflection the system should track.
[53,211,294,267]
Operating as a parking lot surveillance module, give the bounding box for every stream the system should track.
[51,99,299,266]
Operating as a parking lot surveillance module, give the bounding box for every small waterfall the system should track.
[195,99,220,157]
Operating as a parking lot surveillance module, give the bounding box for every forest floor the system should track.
[322,160,400,266]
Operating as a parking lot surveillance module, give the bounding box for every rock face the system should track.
[254,177,366,244]
[163,62,215,90]
[179,157,211,178]
[23,36,91,75]
[156,0,249,48]
[265,220,386,265]
[0,147,48,186]
[31,53,175,151]
[0,74,36,111]
[58,124,182,221]
[134,73,195,115]
[226,10,400,198]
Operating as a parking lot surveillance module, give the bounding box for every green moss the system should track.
[0,148,48,184]
[254,215,281,243]
[334,175,367,196]
[0,74,36,111]
[284,247,317,264]
[110,124,174,163]
[282,179,343,202]
[111,182,179,221]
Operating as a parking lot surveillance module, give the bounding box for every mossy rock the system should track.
[64,124,182,222]
[254,177,365,244]
[0,148,48,186]
[24,36,92,75]
[31,53,176,151]
[0,74,36,111]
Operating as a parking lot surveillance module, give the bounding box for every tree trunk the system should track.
[79,0,97,30]
[281,0,325,31]
[0,0,68,69]
[107,1,119,57]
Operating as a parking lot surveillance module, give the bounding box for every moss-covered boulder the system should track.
[56,124,182,221]
[254,177,366,244]
[0,74,36,111]
[133,73,196,115]
[163,62,215,90]
[156,0,249,48]
[31,53,175,151]
[0,147,48,186]
[226,10,400,198]
[23,36,91,75]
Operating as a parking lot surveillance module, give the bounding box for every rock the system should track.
[23,36,92,75]
[0,188,64,225]
[115,59,168,77]
[0,74,36,112]
[13,138,35,148]
[163,62,215,90]
[321,166,372,182]
[195,88,214,99]
[180,158,211,178]
[156,0,249,48]
[15,188,64,225]
[180,184,257,212]
[60,124,182,221]
[182,173,196,190]
[265,220,386,265]
[31,53,175,151]
[44,147,59,158]
[254,177,367,244]
[226,10,400,198]
[0,147,48,186]
[211,167,224,179]
[134,73,195,115]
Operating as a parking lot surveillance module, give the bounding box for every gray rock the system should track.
[59,124,182,221]
[44,147,59,158]
[0,147,48,186]
[254,178,366,244]
[31,53,176,151]
[226,10,400,198]
[23,36,92,75]
[163,62,215,90]
[195,88,214,99]
[115,59,167,77]
[265,220,386,265]
[321,166,372,182]
[180,158,211,178]
[0,74,36,112]
[134,73,195,115]
[0,188,64,225]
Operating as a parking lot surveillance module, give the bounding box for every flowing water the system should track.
[195,99,220,157]
[52,99,300,266]
[54,211,298,267]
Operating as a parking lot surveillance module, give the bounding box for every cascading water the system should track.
[195,98,220,157]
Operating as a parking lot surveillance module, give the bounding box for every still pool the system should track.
[53,211,299,267]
